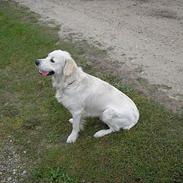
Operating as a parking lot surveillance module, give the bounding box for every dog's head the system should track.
[35,50,77,77]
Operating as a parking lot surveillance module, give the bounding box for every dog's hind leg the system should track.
[93,108,119,138]
[94,128,114,138]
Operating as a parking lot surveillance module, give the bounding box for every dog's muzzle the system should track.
[38,70,55,77]
[35,60,55,77]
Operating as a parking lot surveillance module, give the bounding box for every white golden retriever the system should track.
[35,50,139,143]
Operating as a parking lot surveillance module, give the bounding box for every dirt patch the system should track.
[134,0,149,3]
[149,9,179,19]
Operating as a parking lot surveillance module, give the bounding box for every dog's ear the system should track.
[63,58,77,77]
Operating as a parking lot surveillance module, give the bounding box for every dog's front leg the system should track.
[66,112,81,143]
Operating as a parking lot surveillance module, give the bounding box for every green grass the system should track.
[32,167,78,183]
[0,1,183,183]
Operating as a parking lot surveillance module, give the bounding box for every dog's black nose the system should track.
[35,60,40,66]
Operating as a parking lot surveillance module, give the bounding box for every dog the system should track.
[35,50,139,143]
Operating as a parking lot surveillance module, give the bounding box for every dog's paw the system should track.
[94,129,113,138]
[94,131,104,138]
[69,118,73,124]
[66,133,78,143]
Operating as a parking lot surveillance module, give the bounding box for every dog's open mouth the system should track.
[39,70,55,76]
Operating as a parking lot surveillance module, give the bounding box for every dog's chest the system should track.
[55,91,69,106]
[55,90,79,111]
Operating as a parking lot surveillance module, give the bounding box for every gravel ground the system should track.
[13,0,183,104]
[0,137,27,183]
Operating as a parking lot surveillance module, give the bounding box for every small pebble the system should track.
[7,177,12,181]
[13,169,16,174]
[21,170,27,176]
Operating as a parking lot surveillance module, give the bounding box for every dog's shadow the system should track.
[80,117,109,140]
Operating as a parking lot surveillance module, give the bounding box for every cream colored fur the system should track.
[36,50,139,143]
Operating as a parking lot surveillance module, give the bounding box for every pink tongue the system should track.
[40,71,49,76]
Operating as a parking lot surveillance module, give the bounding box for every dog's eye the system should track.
[50,59,55,63]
